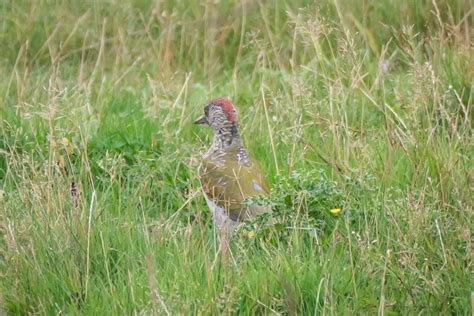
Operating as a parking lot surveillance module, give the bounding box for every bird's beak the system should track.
[194,115,207,125]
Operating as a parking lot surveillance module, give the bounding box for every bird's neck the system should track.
[210,123,243,152]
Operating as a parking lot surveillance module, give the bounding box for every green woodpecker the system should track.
[195,97,271,230]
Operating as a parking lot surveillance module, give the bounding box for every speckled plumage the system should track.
[195,98,271,230]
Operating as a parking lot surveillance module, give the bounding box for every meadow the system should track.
[0,0,472,314]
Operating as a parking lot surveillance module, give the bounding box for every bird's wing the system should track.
[199,153,270,221]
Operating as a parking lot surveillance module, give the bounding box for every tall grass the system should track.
[1,0,472,314]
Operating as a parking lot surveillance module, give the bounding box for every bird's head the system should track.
[194,97,238,131]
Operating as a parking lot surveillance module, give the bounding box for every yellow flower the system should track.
[330,208,342,215]
[247,230,256,238]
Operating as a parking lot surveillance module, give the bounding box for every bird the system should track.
[194,97,272,231]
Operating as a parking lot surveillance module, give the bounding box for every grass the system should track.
[0,0,472,314]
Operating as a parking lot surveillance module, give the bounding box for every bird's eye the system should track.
[204,106,210,116]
